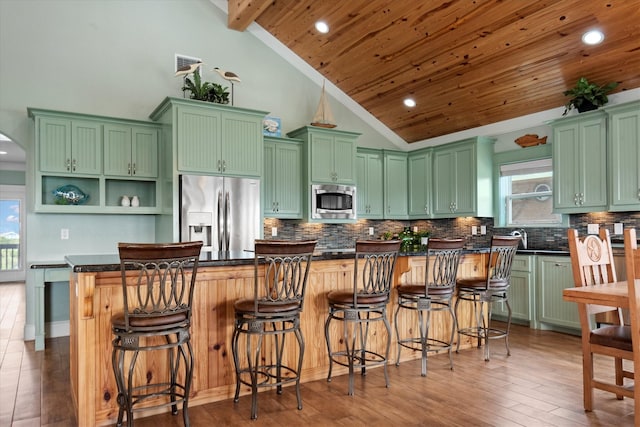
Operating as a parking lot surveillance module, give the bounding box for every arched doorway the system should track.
[0,132,26,282]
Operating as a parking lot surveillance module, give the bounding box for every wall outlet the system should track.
[369,227,374,236]
[271,227,277,237]
[61,228,69,240]
[614,223,624,235]
[587,223,599,234]
[480,225,487,235]
[471,226,478,235]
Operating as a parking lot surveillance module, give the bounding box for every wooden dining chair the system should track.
[623,228,640,420]
[567,228,633,412]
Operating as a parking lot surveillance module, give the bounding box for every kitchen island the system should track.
[67,250,488,426]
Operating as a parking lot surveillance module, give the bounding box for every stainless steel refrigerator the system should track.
[179,175,261,253]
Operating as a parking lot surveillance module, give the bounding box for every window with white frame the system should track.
[499,158,564,226]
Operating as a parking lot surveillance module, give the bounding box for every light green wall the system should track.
[0,170,25,185]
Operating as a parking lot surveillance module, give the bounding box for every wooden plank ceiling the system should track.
[228,0,640,143]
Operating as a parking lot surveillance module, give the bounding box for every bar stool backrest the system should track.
[118,241,203,332]
[353,240,401,306]
[253,240,317,313]
[485,236,520,288]
[425,238,465,295]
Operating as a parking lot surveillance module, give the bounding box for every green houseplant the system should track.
[181,68,230,104]
[563,77,618,116]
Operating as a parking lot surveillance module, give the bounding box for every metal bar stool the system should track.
[324,240,401,395]
[231,239,317,420]
[454,236,520,361]
[394,238,465,376]
[111,241,202,427]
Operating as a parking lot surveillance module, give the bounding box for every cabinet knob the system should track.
[72,158,76,172]
[217,160,222,171]
[222,160,226,171]
[66,158,71,172]
[275,201,279,212]
[128,163,132,175]
[132,163,136,175]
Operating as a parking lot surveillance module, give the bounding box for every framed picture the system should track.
[263,116,282,137]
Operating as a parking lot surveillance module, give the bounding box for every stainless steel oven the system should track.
[311,184,356,220]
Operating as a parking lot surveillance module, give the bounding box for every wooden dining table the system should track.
[563,280,639,424]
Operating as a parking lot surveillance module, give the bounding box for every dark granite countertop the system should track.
[40,246,565,273]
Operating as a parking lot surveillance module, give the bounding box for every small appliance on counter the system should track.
[180,175,261,253]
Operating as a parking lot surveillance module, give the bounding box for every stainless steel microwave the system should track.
[311,184,356,220]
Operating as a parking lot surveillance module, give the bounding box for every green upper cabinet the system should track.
[408,148,432,218]
[263,136,303,219]
[150,97,268,178]
[103,124,158,178]
[37,116,102,175]
[383,150,408,219]
[28,108,162,214]
[550,112,607,213]
[432,137,494,218]
[355,148,384,219]
[607,101,640,211]
[287,126,360,185]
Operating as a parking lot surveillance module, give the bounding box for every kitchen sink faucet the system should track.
[510,229,528,249]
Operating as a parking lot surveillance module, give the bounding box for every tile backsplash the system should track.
[264,211,640,250]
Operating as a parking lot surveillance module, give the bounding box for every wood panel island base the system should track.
[68,253,487,426]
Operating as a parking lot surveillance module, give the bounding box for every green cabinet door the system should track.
[432,147,456,216]
[220,110,262,177]
[552,113,607,213]
[263,137,302,218]
[492,255,534,323]
[131,126,159,178]
[287,126,360,186]
[408,149,432,218]
[103,124,132,176]
[39,117,102,175]
[432,137,493,218]
[537,256,579,330]
[104,124,158,178]
[38,116,71,173]
[608,101,640,211]
[383,151,408,219]
[175,105,262,177]
[176,105,221,173]
[356,149,383,219]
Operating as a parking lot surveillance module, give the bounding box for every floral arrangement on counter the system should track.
[382,227,430,252]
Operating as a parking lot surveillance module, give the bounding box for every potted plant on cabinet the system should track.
[563,77,618,116]
[177,64,230,104]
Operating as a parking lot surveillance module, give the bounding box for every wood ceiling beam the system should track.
[228,0,272,31]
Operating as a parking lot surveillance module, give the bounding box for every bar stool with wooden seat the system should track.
[568,228,633,411]
[394,238,465,376]
[111,241,203,427]
[231,239,317,420]
[324,240,401,395]
[454,235,520,361]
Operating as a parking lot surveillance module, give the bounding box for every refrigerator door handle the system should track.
[225,191,230,250]
[218,191,224,250]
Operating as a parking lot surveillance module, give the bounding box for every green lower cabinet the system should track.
[536,256,580,331]
[492,255,534,324]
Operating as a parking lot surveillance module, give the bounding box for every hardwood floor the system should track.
[0,281,635,426]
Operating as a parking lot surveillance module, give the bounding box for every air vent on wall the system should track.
[175,54,202,72]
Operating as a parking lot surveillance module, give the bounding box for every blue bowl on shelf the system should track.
[52,185,89,205]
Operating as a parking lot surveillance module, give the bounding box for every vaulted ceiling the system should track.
[226,0,640,143]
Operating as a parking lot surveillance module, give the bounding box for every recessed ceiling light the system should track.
[582,30,604,45]
[404,98,416,108]
[315,21,329,34]
[0,151,7,155]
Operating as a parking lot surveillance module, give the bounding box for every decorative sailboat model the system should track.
[310,81,337,128]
